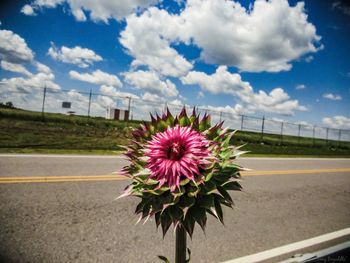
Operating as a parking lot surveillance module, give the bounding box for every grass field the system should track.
[1,108,349,157]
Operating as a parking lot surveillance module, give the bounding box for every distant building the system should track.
[106,108,129,121]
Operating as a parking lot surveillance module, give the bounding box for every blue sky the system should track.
[0,0,349,129]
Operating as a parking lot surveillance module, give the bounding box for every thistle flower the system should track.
[146,125,212,191]
[119,107,246,237]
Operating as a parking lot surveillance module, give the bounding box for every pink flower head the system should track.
[146,125,211,191]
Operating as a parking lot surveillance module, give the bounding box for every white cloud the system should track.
[294,120,311,126]
[0,61,32,77]
[323,93,342,101]
[323,116,350,129]
[1,70,61,93]
[305,56,314,63]
[21,0,159,22]
[142,92,162,102]
[0,30,34,63]
[100,85,139,99]
[0,29,59,93]
[71,8,86,22]
[35,62,52,74]
[120,8,192,77]
[169,99,185,107]
[120,0,321,75]
[206,104,246,116]
[48,43,103,68]
[21,4,36,16]
[124,70,178,97]
[296,84,306,90]
[181,66,306,115]
[69,70,122,88]
[33,0,64,8]
[332,1,350,16]
[181,0,321,72]
[182,66,252,96]
[197,91,204,99]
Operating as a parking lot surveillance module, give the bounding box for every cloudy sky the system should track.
[0,0,349,128]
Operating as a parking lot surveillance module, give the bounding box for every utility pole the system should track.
[312,126,316,147]
[219,111,222,123]
[326,128,329,145]
[240,115,244,130]
[127,97,131,121]
[127,97,131,112]
[280,122,284,145]
[42,85,47,118]
[261,115,265,141]
[298,124,301,144]
[87,89,92,117]
[338,129,342,147]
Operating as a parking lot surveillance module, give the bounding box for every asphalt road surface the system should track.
[0,155,349,263]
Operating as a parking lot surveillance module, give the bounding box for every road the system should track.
[0,155,349,263]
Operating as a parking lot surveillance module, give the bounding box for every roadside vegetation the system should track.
[1,108,349,157]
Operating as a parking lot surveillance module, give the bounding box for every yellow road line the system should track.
[242,168,350,176]
[0,175,122,180]
[0,168,349,184]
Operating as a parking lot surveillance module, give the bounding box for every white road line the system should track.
[280,241,350,262]
[222,227,350,263]
[0,154,349,160]
[239,157,350,161]
[0,154,126,158]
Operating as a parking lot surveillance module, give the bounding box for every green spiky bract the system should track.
[119,107,246,238]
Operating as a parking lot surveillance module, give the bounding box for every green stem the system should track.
[175,225,187,263]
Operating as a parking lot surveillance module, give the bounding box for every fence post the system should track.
[127,97,131,121]
[87,89,92,117]
[127,97,131,112]
[41,86,47,117]
[240,115,244,130]
[338,129,341,147]
[280,121,284,145]
[326,128,329,145]
[261,116,265,141]
[298,124,301,144]
[312,125,316,147]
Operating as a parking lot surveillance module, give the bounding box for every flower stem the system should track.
[175,225,187,263]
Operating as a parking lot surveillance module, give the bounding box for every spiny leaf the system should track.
[217,186,233,205]
[169,206,184,225]
[157,255,170,263]
[157,120,168,132]
[186,248,191,263]
[199,113,211,132]
[155,212,161,228]
[150,113,157,125]
[222,181,242,191]
[135,199,148,214]
[214,198,224,224]
[190,206,207,232]
[206,208,218,219]
[183,213,195,238]
[179,195,195,209]
[204,170,215,182]
[201,180,216,194]
[179,107,188,119]
[187,186,200,197]
[198,194,215,209]
[160,212,172,237]
[179,116,189,127]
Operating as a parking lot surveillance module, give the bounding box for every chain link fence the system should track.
[1,87,350,144]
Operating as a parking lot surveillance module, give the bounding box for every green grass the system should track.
[0,108,349,157]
